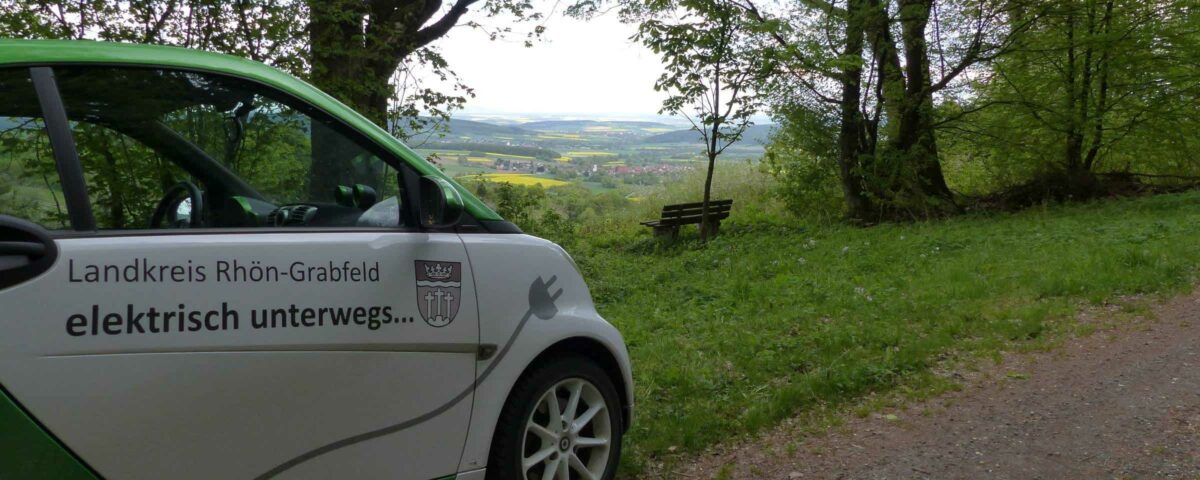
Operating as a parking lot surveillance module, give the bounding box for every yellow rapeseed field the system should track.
[487,152,537,160]
[461,173,570,188]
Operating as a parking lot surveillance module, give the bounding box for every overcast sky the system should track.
[431,9,668,117]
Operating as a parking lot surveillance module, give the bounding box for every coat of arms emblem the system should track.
[415,260,461,327]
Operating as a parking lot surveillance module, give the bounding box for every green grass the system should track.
[567,189,1200,474]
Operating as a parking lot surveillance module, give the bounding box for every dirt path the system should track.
[670,292,1200,479]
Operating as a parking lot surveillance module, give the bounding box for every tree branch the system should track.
[412,0,482,50]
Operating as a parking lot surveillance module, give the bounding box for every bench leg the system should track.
[701,220,721,238]
[653,225,679,239]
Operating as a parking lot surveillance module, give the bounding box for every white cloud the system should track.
[429,9,667,116]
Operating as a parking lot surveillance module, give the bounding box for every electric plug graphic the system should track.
[528,275,564,320]
[259,274,569,479]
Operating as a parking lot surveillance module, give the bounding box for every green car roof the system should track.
[0,39,500,221]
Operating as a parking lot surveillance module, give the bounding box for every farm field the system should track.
[458,173,570,188]
[566,150,618,157]
[411,116,768,198]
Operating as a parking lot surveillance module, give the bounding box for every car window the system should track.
[0,68,68,230]
[49,66,405,230]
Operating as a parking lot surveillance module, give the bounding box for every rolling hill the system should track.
[519,119,677,133]
[398,117,535,138]
[640,124,774,145]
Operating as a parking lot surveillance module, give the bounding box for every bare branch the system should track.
[413,0,482,50]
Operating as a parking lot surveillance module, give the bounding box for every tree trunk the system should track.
[306,0,409,198]
[1083,0,1115,171]
[1060,0,1106,198]
[97,131,126,228]
[307,0,361,198]
[867,0,906,145]
[308,0,435,126]
[839,0,875,222]
[700,147,718,240]
[1058,0,1110,197]
[1062,4,1085,173]
[898,0,952,200]
[700,62,722,242]
[861,0,953,216]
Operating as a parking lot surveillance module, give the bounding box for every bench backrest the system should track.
[658,199,733,224]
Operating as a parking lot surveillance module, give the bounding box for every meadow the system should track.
[543,165,1200,474]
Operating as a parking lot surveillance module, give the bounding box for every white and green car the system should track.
[0,40,631,480]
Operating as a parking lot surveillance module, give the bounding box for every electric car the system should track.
[0,40,631,480]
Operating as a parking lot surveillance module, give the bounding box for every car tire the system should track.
[487,355,624,480]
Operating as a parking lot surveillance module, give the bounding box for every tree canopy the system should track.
[577,0,1199,221]
[0,0,544,136]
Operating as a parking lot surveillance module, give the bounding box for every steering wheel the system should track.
[149,181,205,228]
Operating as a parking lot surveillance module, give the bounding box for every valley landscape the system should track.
[405,113,770,199]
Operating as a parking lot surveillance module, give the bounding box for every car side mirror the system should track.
[172,197,193,226]
[418,175,464,228]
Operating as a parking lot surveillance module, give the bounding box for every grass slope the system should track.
[571,190,1200,473]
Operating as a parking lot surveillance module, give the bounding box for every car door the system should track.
[0,66,478,479]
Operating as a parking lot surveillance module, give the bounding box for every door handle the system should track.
[0,215,58,290]
[0,241,47,257]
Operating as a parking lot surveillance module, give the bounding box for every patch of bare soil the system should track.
[667,292,1200,479]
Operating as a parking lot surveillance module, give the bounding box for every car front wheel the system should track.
[488,356,623,480]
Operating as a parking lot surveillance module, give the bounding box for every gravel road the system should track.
[670,292,1200,479]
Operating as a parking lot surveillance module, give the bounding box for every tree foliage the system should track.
[616,0,767,239]
[940,0,1200,201]
[732,0,1041,220]
[0,0,543,137]
[663,0,1200,220]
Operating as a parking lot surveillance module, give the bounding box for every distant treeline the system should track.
[426,142,561,160]
[642,124,772,145]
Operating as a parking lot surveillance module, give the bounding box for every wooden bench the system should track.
[640,199,733,238]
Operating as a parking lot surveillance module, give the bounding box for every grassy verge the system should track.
[566,186,1200,474]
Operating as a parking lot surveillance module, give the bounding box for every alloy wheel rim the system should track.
[521,377,611,480]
